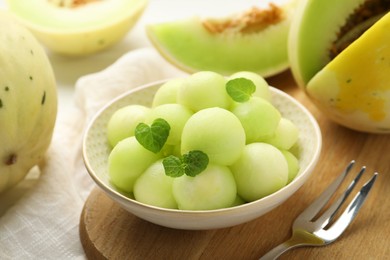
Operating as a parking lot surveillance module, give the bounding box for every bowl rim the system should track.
[82,80,322,216]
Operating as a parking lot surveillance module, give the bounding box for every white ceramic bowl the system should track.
[83,80,322,230]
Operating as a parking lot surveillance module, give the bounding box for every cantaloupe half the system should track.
[146,2,297,77]
[6,0,148,56]
[289,0,390,133]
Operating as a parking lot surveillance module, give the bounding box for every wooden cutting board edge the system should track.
[79,188,108,260]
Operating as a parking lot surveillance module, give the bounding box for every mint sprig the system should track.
[162,155,183,177]
[163,150,209,177]
[135,118,170,153]
[226,77,256,102]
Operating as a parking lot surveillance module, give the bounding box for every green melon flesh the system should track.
[306,12,390,133]
[289,0,390,133]
[146,4,294,77]
[289,0,369,87]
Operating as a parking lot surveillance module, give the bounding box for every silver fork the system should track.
[260,160,378,260]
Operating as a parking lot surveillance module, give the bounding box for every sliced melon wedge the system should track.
[146,3,296,77]
[6,0,148,56]
[288,0,368,87]
[289,0,390,133]
[307,12,390,132]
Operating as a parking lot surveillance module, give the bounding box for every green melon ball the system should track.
[231,97,281,143]
[165,143,182,157]
[159,143,182,158]
[261,117,299,150]
[146,103,193,146]
[281,149,300,183]
[177,71,231,111]
[152,78,185,107]
[231,195,246,206]
[133,159,178,209]
[108,136,160,193]
[231,142,288,202]
[229,71,271,101]
[181,107,246,166]
[172,163,237,210]
[107,105,151,147]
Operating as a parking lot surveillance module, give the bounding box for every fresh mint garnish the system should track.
[135,118,170,153]
[182,150,209,177]
[226,77,256,102]
[163,150,209,177]
[162,155,183,177]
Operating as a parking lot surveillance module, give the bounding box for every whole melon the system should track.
[0,11,57,193]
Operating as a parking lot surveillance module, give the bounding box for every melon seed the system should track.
[330,0,390,59]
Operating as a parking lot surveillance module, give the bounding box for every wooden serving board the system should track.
[79,71,390,260]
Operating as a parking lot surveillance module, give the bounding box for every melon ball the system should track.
[172,164,237,210]
[177,71,232,111]
[181,107,246,166]
[231,142,288,202]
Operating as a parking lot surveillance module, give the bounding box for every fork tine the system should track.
[295,160,355,221]
[314,172,378,242]
[315,165,366,228]
[260,162,378,259]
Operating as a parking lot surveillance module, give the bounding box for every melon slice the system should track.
[146,2,296,77]
[6,0,148,56]
[289,0,390,133]
[307,12,390,133]
[288,0,368,87]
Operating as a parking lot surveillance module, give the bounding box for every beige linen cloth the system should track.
[0,48,185,259]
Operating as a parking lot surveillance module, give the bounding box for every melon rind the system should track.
[0,11,57,192]
[306,12,390,133]
[288,0,366,88]
[146,7,293,77]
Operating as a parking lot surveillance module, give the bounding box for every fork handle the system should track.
[259,239,306,260]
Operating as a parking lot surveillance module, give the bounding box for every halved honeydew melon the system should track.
[289,0,390,133]
[146,3,296,77]
[6,0,148,56]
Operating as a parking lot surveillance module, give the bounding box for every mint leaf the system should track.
[162,150,209,178]
[226,78,256,102]
[163,155,184,177]
[135,118,170,153]
[182,150,209,177]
